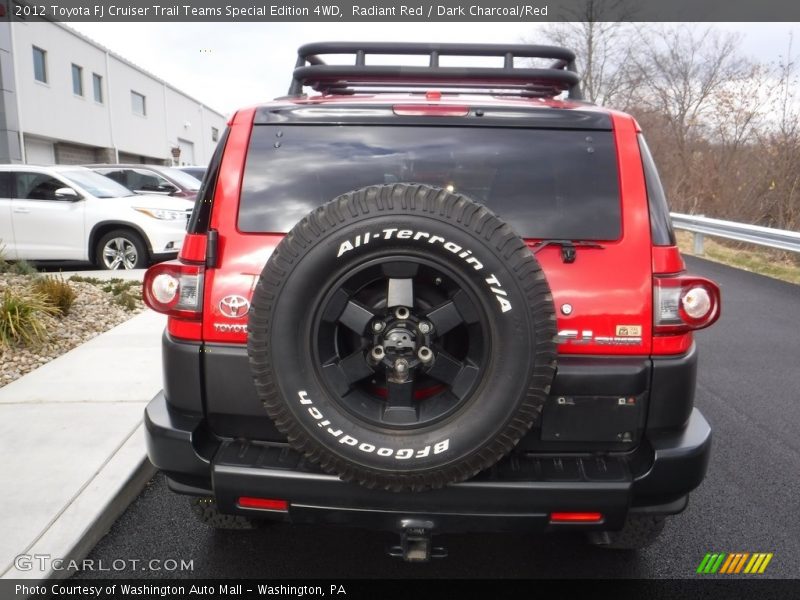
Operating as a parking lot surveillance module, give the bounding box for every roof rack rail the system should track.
[288,42,583,100]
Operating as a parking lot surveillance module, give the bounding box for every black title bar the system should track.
[4,0,800,22]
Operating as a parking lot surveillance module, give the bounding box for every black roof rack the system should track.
[288,42,583,100]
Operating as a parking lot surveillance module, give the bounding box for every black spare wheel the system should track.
[248,184,557,491]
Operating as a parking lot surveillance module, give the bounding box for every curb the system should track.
[1,424,155,581]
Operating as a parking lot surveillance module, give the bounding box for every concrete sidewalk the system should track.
[0,310,164,580]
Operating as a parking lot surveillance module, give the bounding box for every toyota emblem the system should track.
[219,295,250,318]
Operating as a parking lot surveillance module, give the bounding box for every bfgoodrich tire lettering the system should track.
[248,184,556,491]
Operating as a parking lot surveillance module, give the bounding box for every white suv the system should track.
[0,165,190,270]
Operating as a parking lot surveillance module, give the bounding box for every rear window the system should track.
[239,125,621,240]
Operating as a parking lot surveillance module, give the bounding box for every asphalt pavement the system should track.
[74,257,800,579]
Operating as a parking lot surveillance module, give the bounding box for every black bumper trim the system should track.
[144,393,711,533]
[633,407,711,497]
[145,391,211,481]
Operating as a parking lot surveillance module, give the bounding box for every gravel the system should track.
[0,274,144,387]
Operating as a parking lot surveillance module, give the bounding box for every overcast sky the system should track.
[69,22,800,116]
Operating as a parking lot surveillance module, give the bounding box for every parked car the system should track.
[143,42,721,559]
[86,164,201,201]
[177,166,207,181]
[0,165,190,269]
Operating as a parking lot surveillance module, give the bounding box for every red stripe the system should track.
[550,512,603,523]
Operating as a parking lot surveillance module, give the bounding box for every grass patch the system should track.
[101,279,142,296]
[0,289,58,348]
[112,291,139,311]
[67,275,104,284]
[676,231,800,285]
[32,275,76,317]
[67,276,142,312]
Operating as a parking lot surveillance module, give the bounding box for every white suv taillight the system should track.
[143,261,204,319]
[654,276,720,333]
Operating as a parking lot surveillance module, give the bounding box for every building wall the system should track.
[7,21,226,166]
[0,22,23,163]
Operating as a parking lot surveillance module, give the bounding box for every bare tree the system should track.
[535,0,639,107]
[526,18,800,232]
[754,35,800,230]
[627,26,757,213]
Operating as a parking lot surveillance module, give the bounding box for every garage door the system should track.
[26,139,55,165]
[177,139,195,166]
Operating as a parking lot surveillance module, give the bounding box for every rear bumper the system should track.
[145,392,711,533]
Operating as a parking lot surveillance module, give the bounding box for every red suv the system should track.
[143,42,720,559]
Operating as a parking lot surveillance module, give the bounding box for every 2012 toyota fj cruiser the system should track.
[143,42,721,560]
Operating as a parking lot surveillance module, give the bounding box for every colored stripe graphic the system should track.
[744,554,761,573]
[719,554,736,574]
[697,553,713,574]
[758,553,773,573]
[734,553,750,573]
[700,552,773,574]
[709,553,726,573]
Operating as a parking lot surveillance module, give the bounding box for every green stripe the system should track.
[697,553,713,574]
[710,553,727,574]
[704,553,719,574]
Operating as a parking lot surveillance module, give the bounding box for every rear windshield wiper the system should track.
[531,240,605,264]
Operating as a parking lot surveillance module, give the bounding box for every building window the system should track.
[131,91,146,115]
[93,74,103,103]
[71,64,83,96]
[33,47,47,83]
[211,127,219,142]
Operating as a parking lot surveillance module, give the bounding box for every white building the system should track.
[0,21,227,166]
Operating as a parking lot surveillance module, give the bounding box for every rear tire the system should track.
[96,229,148,270]
[588,515,667,550]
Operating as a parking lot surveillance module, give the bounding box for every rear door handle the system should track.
[13,208,30,214]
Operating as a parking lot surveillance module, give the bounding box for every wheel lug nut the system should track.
[370,346,385,361]
[418,321,432,335]
[394,307,410,320]
[372,321,385,333]
[418,346,433,363]
[394,359,409,373]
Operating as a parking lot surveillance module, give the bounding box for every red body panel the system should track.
[164,96,697,357]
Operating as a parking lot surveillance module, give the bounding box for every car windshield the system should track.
[160,167,201,190]
[60,169,135,198]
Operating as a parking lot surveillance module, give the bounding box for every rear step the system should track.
[210,440,633,533]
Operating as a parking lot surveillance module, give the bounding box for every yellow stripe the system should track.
[749,554,766,573]
[734,553,750,573]
[744,554,759,573]
[720,554,736,574]
[758,553,773,574]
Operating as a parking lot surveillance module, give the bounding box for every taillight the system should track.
[143,261,204,319]
[654,276,720,333]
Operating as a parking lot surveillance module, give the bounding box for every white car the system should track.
[0,165,190,270]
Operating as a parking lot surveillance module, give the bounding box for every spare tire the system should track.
[248,184,556,491]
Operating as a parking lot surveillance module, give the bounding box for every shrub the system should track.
[0,289,58,348]
[33,275,76,317]
[8,260,38,276]
[102,279,139,295]
[113,290,138,311]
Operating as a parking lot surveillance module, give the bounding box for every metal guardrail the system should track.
[670,212,800,254]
